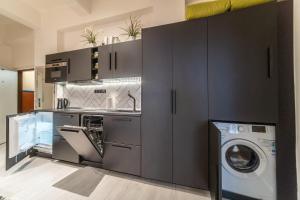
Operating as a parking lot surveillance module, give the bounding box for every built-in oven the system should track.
[45,60,68,83]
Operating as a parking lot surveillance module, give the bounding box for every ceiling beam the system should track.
[68,0,92,16]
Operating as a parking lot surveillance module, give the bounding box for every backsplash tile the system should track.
[55,80,141,110]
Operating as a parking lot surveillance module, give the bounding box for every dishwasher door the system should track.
[57,126,102,163]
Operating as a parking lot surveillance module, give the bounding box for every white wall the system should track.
[22,70,35,91]
[34,0,185,66]
[0,44,13,67]
[294,0,300,198]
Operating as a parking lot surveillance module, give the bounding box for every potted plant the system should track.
[121,16,142,40]
[81,26,98,47]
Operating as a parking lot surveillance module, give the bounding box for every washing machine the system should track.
[214,122,276,200]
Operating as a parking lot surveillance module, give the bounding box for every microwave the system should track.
[45,60,68,83]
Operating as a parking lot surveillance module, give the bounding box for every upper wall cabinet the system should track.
[68,48,93,82]
[98,40,142,79]
[208,3,278,123]
[46,48,94,83]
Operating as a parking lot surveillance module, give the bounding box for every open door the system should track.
[6,112,53,170]
[6,113,36,170]
[209,122,222,200]
[57,126,103,163]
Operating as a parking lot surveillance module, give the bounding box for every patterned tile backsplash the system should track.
[55,78,141,110]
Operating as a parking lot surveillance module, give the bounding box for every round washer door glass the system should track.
[225,145,260,173]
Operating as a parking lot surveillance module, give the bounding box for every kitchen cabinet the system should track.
[142,25,173,183]
[102,115,141,175]
[103,115,140,145]
[103,143,140,176]
[46,52,69,64]
[98,40,142,79]
[52,113,80,163]
[142,19,209,189]
[46,48,94,82]
[68,48,93,82]
[172,19,208,189]
[6,112,53,170]
[98,44,113,79]
[208,3,278,123]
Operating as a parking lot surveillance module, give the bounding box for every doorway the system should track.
[18,69,35,113]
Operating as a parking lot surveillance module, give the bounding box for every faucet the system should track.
[128,90,136,112]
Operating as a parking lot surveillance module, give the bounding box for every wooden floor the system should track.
[0,144,211,200]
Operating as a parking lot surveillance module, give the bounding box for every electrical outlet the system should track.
[94,89,106,94]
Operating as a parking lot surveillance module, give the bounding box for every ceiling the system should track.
[19,0,70,13]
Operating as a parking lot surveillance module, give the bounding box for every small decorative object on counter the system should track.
[93,51,99,58]
[121,16,142,40]
[81,26,98,47]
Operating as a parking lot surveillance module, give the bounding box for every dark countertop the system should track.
[36,108,142,117]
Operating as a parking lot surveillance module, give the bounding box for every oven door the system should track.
[45,62,68,83]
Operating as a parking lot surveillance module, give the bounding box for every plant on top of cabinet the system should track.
[81,26,98,47]
[121,16,142,40]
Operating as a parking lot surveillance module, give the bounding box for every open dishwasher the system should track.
[57,114,104,164]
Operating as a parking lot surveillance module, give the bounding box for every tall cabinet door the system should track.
[208,3,278,123]
[113,40,142,78]
[141,25,173,182]
[98,45,113,79]
[172,19,209,189]
[68,48,92,82]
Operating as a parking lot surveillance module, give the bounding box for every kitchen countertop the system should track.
[37,108,142,116]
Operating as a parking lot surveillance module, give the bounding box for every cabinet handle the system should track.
[60,128,79,133]
[115,52,117,70]
[171,90,177,114]
[174,90,177,114]
[109,53,112,71]
[112,118,132,122]
[62,114,74,118]
[51,58,62,62]
[267,46,272,79]
[171,90,174,114]
[112,144,131,150]
[68,59,71,74]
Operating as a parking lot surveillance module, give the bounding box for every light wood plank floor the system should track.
[0,144,211,200]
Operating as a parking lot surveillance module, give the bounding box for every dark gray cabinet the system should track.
[102,115,141,175]
[46,48,93,82]
[98,44,113,79]
[103,115,140,145]
[52,113,80,163]
[142,25,173,183]
[172,20,208,189]
[46,52,69,64]
[103,143,141,176]
[142,20,209,189]
[68,48,93,82]
[208,3,278,123]
[98,40,142,79]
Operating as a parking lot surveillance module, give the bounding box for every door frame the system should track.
[18,68,34,113]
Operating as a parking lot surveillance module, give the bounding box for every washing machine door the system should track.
[222,139,267,179]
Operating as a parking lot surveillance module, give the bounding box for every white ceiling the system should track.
[19,0,70,13]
